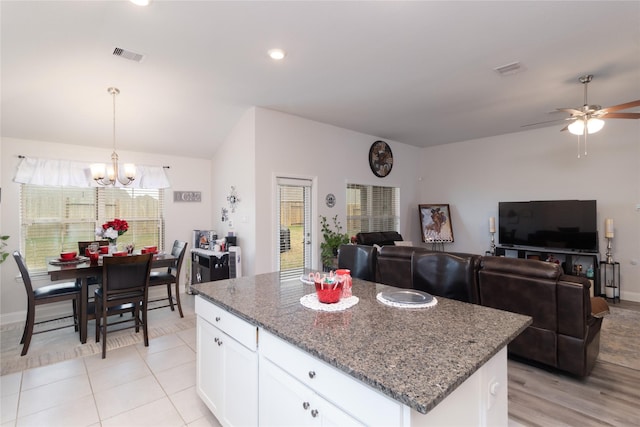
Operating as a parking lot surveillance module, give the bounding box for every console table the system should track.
[495,247,601,296]
[600,261,620,303]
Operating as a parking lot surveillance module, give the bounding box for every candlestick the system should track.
[604,218,614,238]
[490,232,496,255]
[605,237,614,264]
[489,216,496,233]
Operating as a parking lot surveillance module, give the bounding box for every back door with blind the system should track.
[276,177,312,280]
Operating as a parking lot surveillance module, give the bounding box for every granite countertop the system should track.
[191,272,531,414]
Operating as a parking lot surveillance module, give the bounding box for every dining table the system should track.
[47,252,177,343]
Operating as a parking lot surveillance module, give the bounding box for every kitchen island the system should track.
[192,272,531,426]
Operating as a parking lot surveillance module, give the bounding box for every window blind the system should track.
[20,185,164,270]
[346,183,400,236]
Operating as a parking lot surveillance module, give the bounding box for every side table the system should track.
[600,261,620,303]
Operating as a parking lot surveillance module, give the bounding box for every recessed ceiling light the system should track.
[268,49,286,60]
[130,0,151,6]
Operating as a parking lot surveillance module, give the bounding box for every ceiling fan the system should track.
[556,74,640,136]
[523,74,640,157]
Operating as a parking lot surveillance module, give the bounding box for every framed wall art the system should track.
[419,204,454,242]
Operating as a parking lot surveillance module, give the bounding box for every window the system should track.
[20,185,164,270]
[346,183,399,236]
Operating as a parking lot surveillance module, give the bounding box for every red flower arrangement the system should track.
[96,218,129,243]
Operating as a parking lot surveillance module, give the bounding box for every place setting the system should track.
[48,251,89,266]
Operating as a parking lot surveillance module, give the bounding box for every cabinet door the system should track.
[260,357,315,427]
[196,318,223,415]
[259,357,362,427]
[315,397,363,427]
[221,330,258,427]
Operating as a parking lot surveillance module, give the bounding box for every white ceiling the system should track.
[2,1,639,159]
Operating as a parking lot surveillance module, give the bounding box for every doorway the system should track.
[276,177,312,280]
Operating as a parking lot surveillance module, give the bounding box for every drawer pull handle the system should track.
[215,316,221,322]
[302,402,310,410]
[311,409,319,418]
[308,371,316,379]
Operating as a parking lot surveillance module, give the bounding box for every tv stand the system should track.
[495,246,602,296]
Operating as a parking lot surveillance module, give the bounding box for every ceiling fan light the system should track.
[568,119,585,135]
[587,118,604,134]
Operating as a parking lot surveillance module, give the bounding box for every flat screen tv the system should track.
[498,200,598,253]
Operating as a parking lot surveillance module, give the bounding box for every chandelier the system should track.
[90,87,136,186]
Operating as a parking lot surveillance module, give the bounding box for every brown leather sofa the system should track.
[337,244,606,376]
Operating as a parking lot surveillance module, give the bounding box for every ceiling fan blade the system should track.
[520,118,567,128]
[559,124,570,132]
[601,100,640,113]
[557,107,583,115]
[602,112,640,119]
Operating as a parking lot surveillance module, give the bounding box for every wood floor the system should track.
[507,300,640,426]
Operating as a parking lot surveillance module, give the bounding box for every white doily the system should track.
[376,292,438,309]
[300,294,359,312]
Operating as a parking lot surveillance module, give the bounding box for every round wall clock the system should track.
[369,140,393,177]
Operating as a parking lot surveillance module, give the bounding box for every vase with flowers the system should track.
[96,218,129,253]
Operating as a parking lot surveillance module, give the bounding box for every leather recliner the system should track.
[337,244,377,281]
[478,256,603,377]
[411,252,481,303]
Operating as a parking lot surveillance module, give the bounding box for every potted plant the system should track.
[0,235,9,264]
[319,215,349,270]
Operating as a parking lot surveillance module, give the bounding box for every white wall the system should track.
[211,108,257,276]
[3,111,637,325]
[253,108,423,272]
[1,137,213,324]
[418,120,640,302]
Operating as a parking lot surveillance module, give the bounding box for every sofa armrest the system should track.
[557,275,591,338]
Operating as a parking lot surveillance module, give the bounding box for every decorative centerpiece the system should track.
[96,218,129,253]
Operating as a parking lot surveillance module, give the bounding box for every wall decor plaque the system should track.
[173,191,202,202]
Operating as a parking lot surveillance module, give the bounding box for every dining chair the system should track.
[77,240,109,288]
[148,240,188,317]
[95,253,153,358]
[13,251,81,356]
[77,240,109,255]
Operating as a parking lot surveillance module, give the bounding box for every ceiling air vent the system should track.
[493,61,525,76]
[112,47,145,63]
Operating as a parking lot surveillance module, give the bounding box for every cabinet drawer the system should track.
[260,329,403,426]
[195,296,257,351]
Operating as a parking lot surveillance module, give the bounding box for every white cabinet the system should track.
[259,330,403,426]
[195,296,509,427]
[195,297,258,427]
[259,356,362,427]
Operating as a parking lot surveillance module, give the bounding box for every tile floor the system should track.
[0,326,222,427]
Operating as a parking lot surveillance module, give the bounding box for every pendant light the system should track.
[91,87,136,186]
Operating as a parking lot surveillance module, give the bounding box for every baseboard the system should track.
[1,283,188,327]
[620,290,640,303]
[1,302,69,327]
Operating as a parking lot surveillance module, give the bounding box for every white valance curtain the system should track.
[13,156,171,189]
